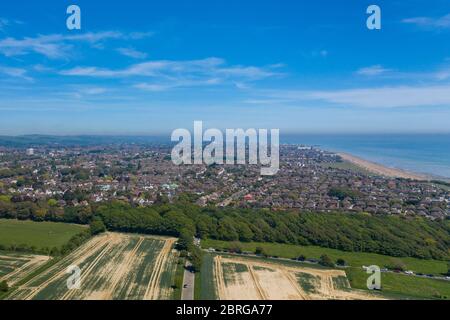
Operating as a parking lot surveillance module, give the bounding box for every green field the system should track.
[0,219,87,251]
[203,239,447,275]
[296,272,321,294]
[347,268,450,300]
[202,239,450,299]
[195,252,217,300]
[432,182,450,191]
[320,161,373,175]
[172,257,186,300]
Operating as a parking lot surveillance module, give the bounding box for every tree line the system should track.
[0,197,449,260]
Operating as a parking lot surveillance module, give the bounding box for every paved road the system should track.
[181,261,195,300]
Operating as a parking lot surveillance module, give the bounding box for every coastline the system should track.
[336,152,430,181]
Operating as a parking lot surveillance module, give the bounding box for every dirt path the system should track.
[143,238,175,300]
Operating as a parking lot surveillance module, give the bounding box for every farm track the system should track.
[144,238,176,300]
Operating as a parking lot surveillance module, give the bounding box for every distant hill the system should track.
[0,135,169,148]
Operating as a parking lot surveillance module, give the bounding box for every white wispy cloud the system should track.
[61,57,225,77]
[356,65,392,76]
[0,66,32,81]
[79,87,108,95]
[402,13,450,29]
[307,86,450,108]
[134,78,221,92]
[60,57,282,90]
[433,67,450,80]
[128,31,155,39]
[68,87,109,99]
[307,50,329,58]
[116,47,148,59]
[0,17,24,31]
[0,31,152,59]
[355,64,450,81]
[263,84,450,108]
[243,98,293,105]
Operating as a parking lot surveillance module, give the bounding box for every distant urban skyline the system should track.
[0,0,449,135]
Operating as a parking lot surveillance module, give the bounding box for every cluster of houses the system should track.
[0,144,448,220]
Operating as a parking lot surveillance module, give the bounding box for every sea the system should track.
[281,134,450,180]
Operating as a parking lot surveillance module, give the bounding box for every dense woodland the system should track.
[0,195,449,261]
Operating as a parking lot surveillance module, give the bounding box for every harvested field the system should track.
[214,256,382,300]
[0,253,50,286]
[7,232,178,300]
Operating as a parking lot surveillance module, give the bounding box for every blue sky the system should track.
[0,0,449,135]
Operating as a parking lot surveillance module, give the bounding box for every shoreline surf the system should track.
[336,152,432,181]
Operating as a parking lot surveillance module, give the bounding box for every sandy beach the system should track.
[337,152,429,181]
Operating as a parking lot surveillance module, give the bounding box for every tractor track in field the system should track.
[0,255,29,261]
[11,233,111,300]
[248,265,268,300]
[282,269,309,300]
[6,233,181,301]
[0,255,50,286]
[100,236,145,300]
[60,234,123,300]
[214,255,226,300]
[144,238,175,300]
